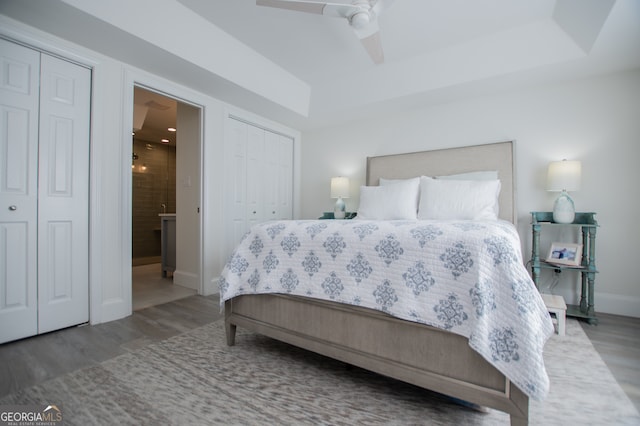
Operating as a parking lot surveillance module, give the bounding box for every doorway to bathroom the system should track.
[131,86,197,310]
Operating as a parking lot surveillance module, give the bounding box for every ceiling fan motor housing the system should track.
[256,0,387,64]
[350,11,370,29]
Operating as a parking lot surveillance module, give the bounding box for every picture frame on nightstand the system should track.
[546,242,583,267]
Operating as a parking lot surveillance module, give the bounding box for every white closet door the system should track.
[277,135,294,220]
[263,131,280,221]
[261,131,294,222]
[225,118,248,256]
[0,39,40,343]
[246,125,264,227]
[224,117,295,262]
[37,54,90,334]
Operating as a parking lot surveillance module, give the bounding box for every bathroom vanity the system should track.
[159,214,176,277]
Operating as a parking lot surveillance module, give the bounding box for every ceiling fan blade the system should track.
[359,30,384,64]
[257,0,386,64]
[371,0,395,16]
[352,20,384,64]
[256,0,360,18]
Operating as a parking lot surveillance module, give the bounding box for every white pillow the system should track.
[436,170,498,181]
[417,176,501,220]
[357,178,420,220]
[379,177,421,185]
[379,177,421,211]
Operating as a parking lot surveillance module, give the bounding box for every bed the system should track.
[220,141,553,426]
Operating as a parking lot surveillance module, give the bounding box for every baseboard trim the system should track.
[173,270,198,291]
[596,292,640,318]
[204,277,219,296]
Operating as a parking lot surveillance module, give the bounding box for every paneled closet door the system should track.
[37,54,90,334]
[0,40,90,344]
[225,117,249,257]
[246,125,264,227]
[0,39,40,343]
[276,134,294,220]
[223,116,295,261]
[263,131,280,221]
[264,131,294,221]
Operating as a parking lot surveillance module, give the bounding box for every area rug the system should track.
[1,318,638,425]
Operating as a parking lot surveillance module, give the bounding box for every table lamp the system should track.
[330,177,350,219]
[547,159,581,224]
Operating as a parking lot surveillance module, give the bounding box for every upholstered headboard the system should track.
[366,141,516,224]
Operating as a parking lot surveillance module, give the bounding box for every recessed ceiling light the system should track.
[161,139,170,144]
[168,127,176,132]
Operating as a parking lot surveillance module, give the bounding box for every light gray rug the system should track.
[1,318,638,425]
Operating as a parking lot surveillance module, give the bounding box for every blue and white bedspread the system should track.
[220,219,554,401]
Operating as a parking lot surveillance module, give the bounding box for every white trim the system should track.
[0,15,100,69]
[596,292,640,318]
[206,277,220,296]
[88,60,104,325]
[173,270,199,291]
[122,67,207,302]
[225,104,301,143]
[120,68,135,318]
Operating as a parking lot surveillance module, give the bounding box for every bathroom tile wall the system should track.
[132,140,176,261]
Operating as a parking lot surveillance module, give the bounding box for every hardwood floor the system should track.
[0,294,222,399]
[580,313,640,412]
[1,296,638,415]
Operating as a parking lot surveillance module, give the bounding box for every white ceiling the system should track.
[1,0,639,131]
[175,0,639,128]
[179,0,556,84]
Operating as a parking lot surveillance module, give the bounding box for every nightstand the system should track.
[319,212,356,219]
[530,211,598,325]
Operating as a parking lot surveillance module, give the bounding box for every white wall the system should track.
[175,102,202,290]
[0,15,301,324]
[3,12,638,320]
[300,69,640,318]
[59,0,311,117]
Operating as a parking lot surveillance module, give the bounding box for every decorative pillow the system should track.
[417,176,501,220]
[356,178,420,220]
[379,177,421,211]
[436,170,499,181]
[379,177,422,185]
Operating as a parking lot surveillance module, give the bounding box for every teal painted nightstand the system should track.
[318,212,356,219]
[530,211,599,325]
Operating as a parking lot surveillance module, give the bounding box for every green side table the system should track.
[530,211,599,325]
[318,212,356,219]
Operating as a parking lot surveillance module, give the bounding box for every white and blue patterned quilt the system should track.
[220,219,554,401]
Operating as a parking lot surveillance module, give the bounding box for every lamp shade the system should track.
[547,160,581,192]
[330,177,350,199]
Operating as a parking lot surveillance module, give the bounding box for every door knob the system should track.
[8,205,17,211]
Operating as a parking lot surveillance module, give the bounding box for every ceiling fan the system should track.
[256,0,395,64]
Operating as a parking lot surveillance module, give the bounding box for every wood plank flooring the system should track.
[1,296,638,415]
[0,294,222,399]
[580,313,640,411]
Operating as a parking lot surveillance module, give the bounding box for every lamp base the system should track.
[553,191,575,224]
[334,197,346,220]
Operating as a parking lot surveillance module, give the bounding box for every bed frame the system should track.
[225,141,529,425]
